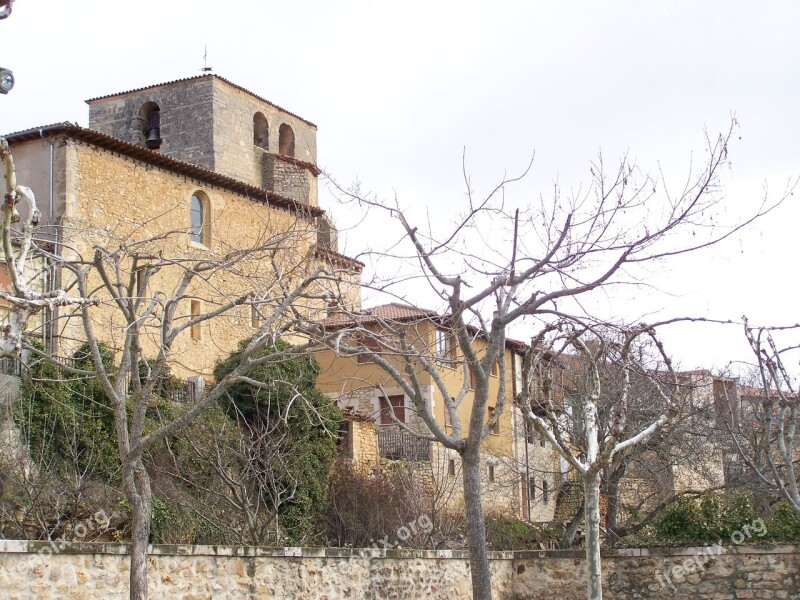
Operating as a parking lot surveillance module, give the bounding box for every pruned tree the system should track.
[729,320,800,514]
[316,121,776,600]
[518,324,687,599]
[1,139,94,357]
[538,337,726,549]
[2,137,356,600]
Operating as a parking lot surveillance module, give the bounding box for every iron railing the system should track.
[378,428,431,461]
[0,356,20,376]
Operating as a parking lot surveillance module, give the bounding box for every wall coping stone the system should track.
[0,540,796,560]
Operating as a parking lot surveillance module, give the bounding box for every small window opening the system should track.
[357,335,381,364]
[140,101,162,150]
[529,478,536,500]
[134,267,146,298]
[190,300,202,340]
[448,459,456,477]
[488,463,495,483]
[487,406,500,435]
[379,395,405,425]
[435,328,455,363]
[443,398,454,427]
[253,112,269,149]
[190,193,209,245]
[278,123,295,157]
[542,480,549,504]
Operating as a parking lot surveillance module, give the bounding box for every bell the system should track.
[145,127,161,149]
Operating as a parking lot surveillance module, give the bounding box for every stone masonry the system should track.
[0,542,796,599]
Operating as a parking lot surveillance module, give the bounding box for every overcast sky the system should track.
[2,1,798,373]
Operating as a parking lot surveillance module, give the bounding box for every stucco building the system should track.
[315,302,560,519]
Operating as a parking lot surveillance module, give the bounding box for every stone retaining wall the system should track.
[0,541,796,599]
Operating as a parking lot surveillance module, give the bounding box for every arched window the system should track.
[139,101,161,149]
[253,112,269,149]
[189,192,210,245]
[278,123,295,157]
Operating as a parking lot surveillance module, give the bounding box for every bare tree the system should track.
[542,343,725,548]
[1,139,94,357]
[518,325,687,599]
[317,122,775,600]
[2,138,356,600]
[729,320,800,513]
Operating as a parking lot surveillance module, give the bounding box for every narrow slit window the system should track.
[190,300,201,340]
[190,193,210,245]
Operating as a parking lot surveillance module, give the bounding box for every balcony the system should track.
[378,428,431,461]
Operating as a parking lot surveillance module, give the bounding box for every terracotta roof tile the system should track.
[322,302,438,328]
[3,123,323,217]
[321,302,531,353]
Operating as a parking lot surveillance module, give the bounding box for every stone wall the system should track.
[50,138,351,379]
[0,542,796,599]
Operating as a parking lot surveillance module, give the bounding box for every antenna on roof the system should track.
[201,45,213,73]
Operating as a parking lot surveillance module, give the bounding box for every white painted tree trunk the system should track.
[584,471,603,600]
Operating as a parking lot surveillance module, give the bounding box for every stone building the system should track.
[314,302,560,519]
[2,74,361,381]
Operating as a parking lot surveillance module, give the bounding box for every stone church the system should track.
[2,74,362,379]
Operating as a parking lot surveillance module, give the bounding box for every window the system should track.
[487,406,500,435]
[491,358,500,377]
[338,421,352,457]
[251,304,261,329]
[278,123,295,156]
[443,398,453,427]
[253,112,269,149]
[529,477,536,500]
[435,328,455,363]
[134,267,146,298]
[542,480,549,505]
[379,395,405,425]
[525,421,535,444]
[357,335,381,364]
[465,365,475,389]
[190,300,202,340]
[488,463,495,483]
[448,459,456,477]
[190,192,210,245]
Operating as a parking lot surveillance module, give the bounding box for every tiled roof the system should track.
[322,302,531,353]
[3,123,324,217]
[313,245,364,270]
[322,302,438,328]
[85,74,317,128]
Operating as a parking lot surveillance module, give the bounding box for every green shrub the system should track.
[213,337,342,544]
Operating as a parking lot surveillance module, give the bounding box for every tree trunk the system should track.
[125,459,153,600]
[584,471,603,600]
[462,445,492,600]
[559,501,584,549]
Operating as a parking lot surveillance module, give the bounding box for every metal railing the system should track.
[0,356,20,376]
[378,428,431,461]
[165,379,200,403]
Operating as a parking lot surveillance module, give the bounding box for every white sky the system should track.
[2,0,799,373]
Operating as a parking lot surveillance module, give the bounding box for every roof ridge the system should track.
[84,74,317,128]
[2,123,324,218]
